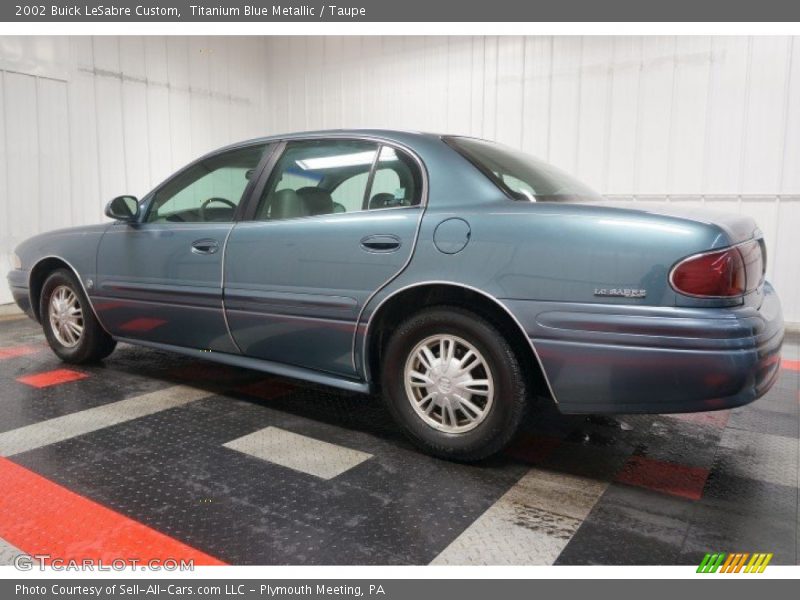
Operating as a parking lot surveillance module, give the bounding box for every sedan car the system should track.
[7,130,784,460]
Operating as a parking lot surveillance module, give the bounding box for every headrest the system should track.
[270,189,307,220]
[369,192,396,209]
[297,187,334,216]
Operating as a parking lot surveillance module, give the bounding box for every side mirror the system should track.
[105,195,139,222]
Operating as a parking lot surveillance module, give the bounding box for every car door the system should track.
[94,143,271,351]
[224,138,425,377]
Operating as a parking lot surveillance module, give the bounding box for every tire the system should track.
[39,268,117,364]
[381,306,528,461]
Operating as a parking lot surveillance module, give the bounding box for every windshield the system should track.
[445,136,602,202]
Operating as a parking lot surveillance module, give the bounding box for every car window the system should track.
[364,145,422,209]
[255,140,379,221]
[445,136,601,202]
[255,140,424,221]
[146,144,268,223]
[331,171,369,212]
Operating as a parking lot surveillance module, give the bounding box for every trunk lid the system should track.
[592,201,767,307]
[595,201,760,245]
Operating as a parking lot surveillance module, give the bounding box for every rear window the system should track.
[445,136,602,203]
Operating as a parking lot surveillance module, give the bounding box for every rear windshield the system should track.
[445,136,602,203]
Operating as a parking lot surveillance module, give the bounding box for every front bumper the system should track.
[6,268,34,319]
[504,283,784,414]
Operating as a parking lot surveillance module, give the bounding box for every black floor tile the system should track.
[2,317,799,566]
[681,504,797,565]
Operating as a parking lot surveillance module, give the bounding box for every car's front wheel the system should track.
[381,306,528,461]
[40,268,117,363]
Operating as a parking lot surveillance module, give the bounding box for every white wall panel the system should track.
[636,37,676,195]
[36,78,71,233]
[67,71,101,225]
[741,37,791,196]
[668,36,711,194]
[469,37,487,137]
[782,38,800,195]
[494,36,525,148]
[4,71,40,243]
[145,82,172,187]
[605,37,641,194]
[1,35,799,324]
[575,36,613,190]
[121,79,151,196]
[702,37,749,195]
[445,37,472,135]
[260,35,800,322]
[319,37,343,130]
[94,74,127,200]
[772,200,800,325]
[547,36,582,172]
[0,36,268,305]
[0,73,9,274]
[479,37,498,141]
[520,37,552,158]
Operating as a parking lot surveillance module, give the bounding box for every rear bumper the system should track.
[503,283,784,414]
[6,269,34,319]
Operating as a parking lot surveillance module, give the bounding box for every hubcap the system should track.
[403,334,495,433]
[48,285,84,348]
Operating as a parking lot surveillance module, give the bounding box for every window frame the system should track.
[238,135,428,223]
[139,141,276,225]
[328,159,408,212]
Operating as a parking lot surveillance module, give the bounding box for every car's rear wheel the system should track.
[40,268,116,363]
[381,306,528,461]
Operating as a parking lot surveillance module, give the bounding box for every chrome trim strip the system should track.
[27,255,108,333]
[359,280,560,404]
[220,224,244,354]
[232,204,422,227]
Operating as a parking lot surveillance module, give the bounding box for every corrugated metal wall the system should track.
[0,35,268,305]
[2,36,799,322]
[263,36,800,322]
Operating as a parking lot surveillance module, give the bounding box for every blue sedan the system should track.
[6,130,784,460]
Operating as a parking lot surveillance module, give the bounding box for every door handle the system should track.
[191,239,220,255]
[360,234,401,253]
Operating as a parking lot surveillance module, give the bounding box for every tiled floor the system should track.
[0,315,798,565]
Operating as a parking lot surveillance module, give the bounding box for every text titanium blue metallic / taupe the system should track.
[6,130,784,460]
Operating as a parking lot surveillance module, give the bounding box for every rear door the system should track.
[95,143,271,351]
[224,138,425,377]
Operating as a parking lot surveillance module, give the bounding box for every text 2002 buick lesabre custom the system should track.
[7,130,784,460]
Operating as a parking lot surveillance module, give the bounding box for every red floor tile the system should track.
[782,359,800,372]
[615,455,710,500]
[0,345,41,360]
[16,368,89,388]
[118,317,167,333]
[0,457,225,566]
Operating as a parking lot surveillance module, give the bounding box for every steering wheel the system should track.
[200,197,237,221]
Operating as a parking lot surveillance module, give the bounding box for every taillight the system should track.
[670,240,763,298]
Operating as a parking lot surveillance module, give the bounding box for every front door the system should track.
[95,143,270,351]
[224,139,424,377]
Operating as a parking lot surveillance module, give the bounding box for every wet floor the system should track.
[0,314,798,565]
